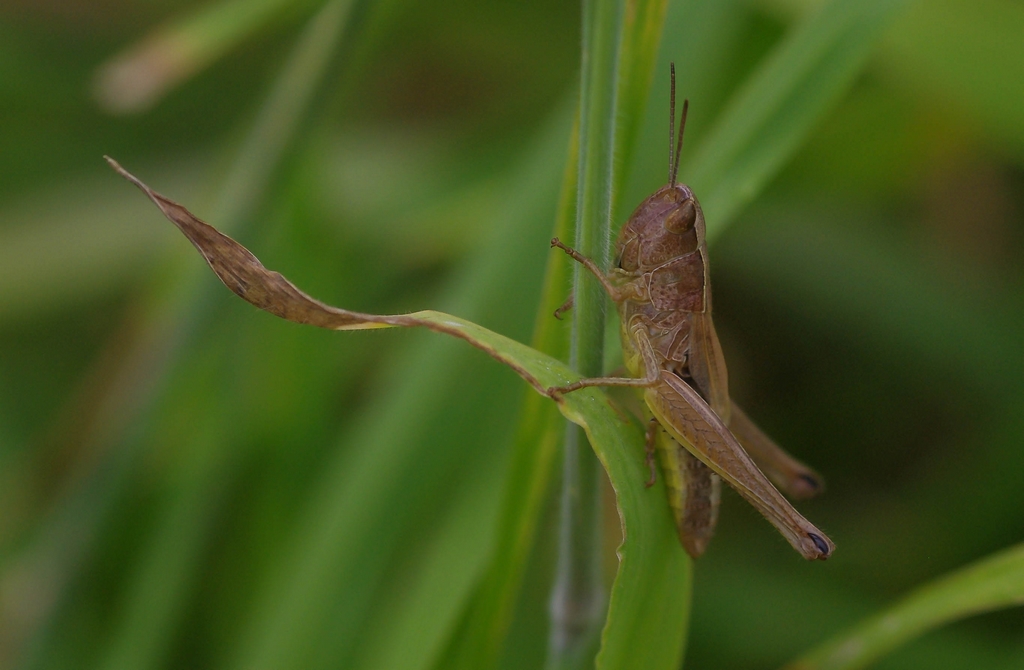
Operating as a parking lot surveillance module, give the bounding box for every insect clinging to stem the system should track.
[103,62,833,561]
[548,64,833,560]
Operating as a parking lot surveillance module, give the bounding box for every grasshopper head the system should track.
[617,67,707,274]
[615,183,705,273]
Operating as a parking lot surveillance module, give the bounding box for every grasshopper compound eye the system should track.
[664,198,697,234]
[615,233,640,271]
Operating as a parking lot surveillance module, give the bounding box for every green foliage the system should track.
[2,1,1024,669]
[787,541,1024,670]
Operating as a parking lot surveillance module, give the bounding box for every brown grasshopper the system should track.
[550,65,833,560]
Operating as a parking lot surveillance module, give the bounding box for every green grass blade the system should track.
[93,423,227,670]
[220,109,571,670]
[447,3,677,665]
[759,0,1024,162]
[347,103,579,670]
[596,1,692,669]
[881,0,1024,162]
[613,0,669,190]
[687,0,910,235]
[85,6,356,670]
[548,0,624,667]
[344,455,506,670]
[13,4,354,668]
[94,0,319,113]
[785,542,1024,670]
[322,312,680,670]
[438,111,578,670]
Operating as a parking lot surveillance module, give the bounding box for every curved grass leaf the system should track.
[785,542,1024,670]
[106,155,685,669]
[106,157,564,393]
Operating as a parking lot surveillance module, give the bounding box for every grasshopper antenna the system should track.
[672,99,688,186]
[669,65,689,187]
[669,63,676,185]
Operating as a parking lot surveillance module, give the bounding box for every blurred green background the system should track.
[1,0,1022,669]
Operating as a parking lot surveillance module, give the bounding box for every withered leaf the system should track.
[105,156,556,397]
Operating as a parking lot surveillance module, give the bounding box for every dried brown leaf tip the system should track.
[105,157,551,397]
[105,156,394,331]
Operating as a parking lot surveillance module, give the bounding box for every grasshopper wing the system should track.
[686,311,730,419]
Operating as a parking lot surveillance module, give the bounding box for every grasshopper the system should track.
[550,65,833,560]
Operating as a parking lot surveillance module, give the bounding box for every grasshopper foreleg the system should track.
[550,238,630,302]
